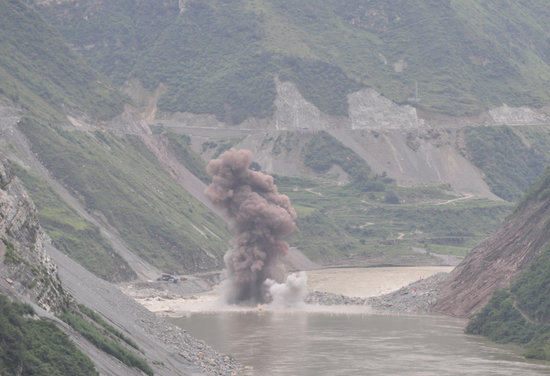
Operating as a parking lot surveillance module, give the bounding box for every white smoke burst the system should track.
[264,272,308,308]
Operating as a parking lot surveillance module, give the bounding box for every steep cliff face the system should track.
[433,169,550,317]
[0,157,70,313]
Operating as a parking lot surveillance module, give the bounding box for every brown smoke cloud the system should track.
[205,149,296,303]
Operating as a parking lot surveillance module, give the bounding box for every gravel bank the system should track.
[305,272,449,314]
[47,244,243,376]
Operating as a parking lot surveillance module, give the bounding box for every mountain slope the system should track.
[432,166,550,318]
[465,246,550,360]
[0,153,241,375]
[0,0,229,282]
[0,0,126,120]
[31,0,550,123]
[1,0,546,281]
[433,167,550,360]
[17,118,230,275]
[464,125,550,201]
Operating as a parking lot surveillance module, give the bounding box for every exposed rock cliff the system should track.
[348,88,421,130]
[432,169,550,317]
[0,157,70,312]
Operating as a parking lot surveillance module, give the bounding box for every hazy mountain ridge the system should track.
[0,0,547,279]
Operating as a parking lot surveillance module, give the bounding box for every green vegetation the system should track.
[18,117,230,273]
[201,139,244,158]
[0,0,126,121]
[213,138,246,159]
[60,310,153,376]
[466,240,550,360]
[277,57,361,116]
[0,294,98,376]
[164,131,211,184]
[517,163,550,210]
[304,131,368,179]
[274,175,512,262]
[33,0,550,123]
[13,165,136,282]
[78,304,140,351]
[2,237,22,265]
[465,126,550,201]
[466,167,550,361]
[303,131,384,190]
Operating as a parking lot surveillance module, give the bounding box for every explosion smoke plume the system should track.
[205,149,296,303]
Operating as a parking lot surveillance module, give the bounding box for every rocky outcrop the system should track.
[348,88,421,130]
[489,104,550,125]
[273,79,338,130]
[326,128,499,199]
[0,157,70,312]
[432,181,550,317]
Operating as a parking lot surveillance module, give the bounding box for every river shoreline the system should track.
[121,266,453,316]
[114,266,452,375]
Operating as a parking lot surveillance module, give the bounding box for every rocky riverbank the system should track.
[137,314,242,376]
[305,272,449,313]
[109,268,449,375]
[47,245,243,376]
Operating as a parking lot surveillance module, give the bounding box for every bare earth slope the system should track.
[47,244,241,375]
[432,194,550,318]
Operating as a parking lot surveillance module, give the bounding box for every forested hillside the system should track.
[31,0,550,123]
[464,125,550,201]
[0,296,98,376]
[0,0,126,120]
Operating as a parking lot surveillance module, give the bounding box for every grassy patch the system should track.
[164,131,211,184]
[276,174,512,263]
[2,237,23,265]
[78,304,140,352]
[465,126,550,201]
[18,117,230,273]
[0,0,126,121]
[60,311,152,376]
[13,164,136,282]
[0,294,98,376]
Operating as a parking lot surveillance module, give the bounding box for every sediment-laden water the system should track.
[169,311,550,376]
[163,267,549,376]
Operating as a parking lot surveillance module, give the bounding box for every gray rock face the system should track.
[272,80,422,131]
[273,79,336,130]
[348,88,421,130]
[0,157,69,312]
[489,104,550,125]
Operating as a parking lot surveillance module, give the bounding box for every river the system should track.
[163,267,550,375]
[169,311,549,376]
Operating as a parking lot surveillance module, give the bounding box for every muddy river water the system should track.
[165,267,550,375]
